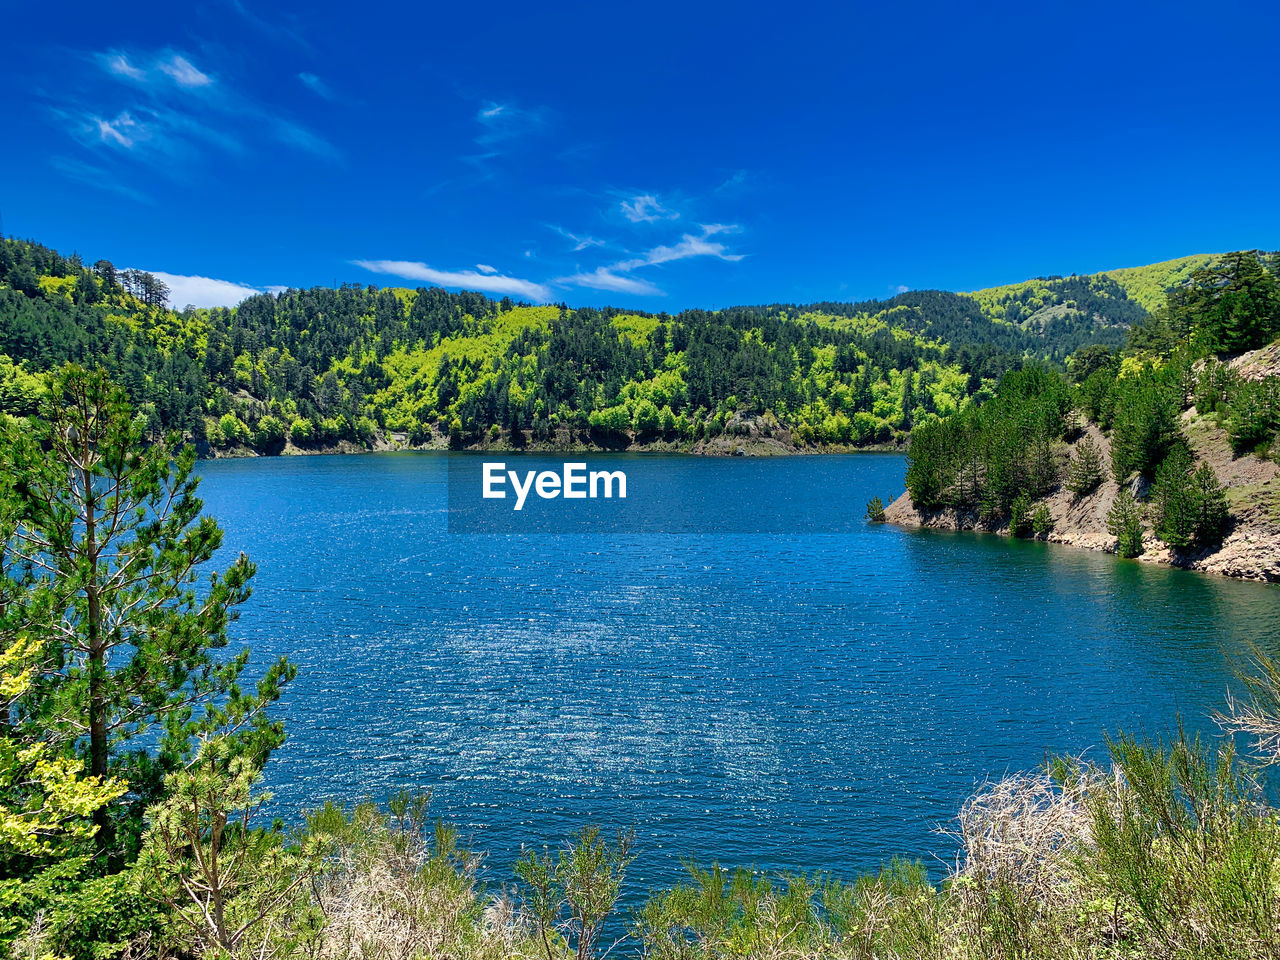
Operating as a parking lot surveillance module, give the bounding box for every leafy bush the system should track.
[866,495,886,522]
[1009,493,1033,538]
[289,416,314,446]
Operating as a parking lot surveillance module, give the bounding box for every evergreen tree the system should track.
[1107,489,1146,558]
[2,367,294,853]
[1190,463,1230,547]
[1065,436,1105,495]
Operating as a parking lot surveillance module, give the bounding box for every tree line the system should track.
[2,235,1158,457]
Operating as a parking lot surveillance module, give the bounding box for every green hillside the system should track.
[0,236,1229,456]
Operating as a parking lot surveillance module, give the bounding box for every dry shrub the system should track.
[952,766,1099,905]
[308,795,535,960]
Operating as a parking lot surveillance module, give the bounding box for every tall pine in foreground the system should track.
[2,367,295,857]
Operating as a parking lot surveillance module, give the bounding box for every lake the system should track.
[197,451,1280,894]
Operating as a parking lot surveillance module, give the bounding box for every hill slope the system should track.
[0,235,1215,457]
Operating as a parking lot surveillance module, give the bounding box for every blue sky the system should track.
[2,0,1278,310]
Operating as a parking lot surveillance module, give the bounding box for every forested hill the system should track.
[0,235,1218,455]
[889,249,1280,581]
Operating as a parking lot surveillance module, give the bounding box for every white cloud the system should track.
[102,53,145,80]
[551,225,605,251]
[557,224,744,298]
[297,72,333,99]
[273,120,340,160]
[61,46,335,171]
[557,268,663,296]
[474,100,547,145]
[353,260,552,302]
[894,284,910,294]
[158,55,212,88]
[141,271,264,308]
[475,264,497,274]
[94,112,139,148]
[715,169,748,192]
[620,194,678,223]
[616,224,743,270]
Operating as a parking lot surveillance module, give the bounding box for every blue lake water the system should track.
[197,451,1280,894]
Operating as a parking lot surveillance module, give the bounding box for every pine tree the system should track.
[3,367,294,852]
[1107,489,1146,558]
[1190,463,1230,547]
[1065,436,1104,495]
[1152,444,1197,549]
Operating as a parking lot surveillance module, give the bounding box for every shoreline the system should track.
[198,432,907,460]
[882,416,1280,584]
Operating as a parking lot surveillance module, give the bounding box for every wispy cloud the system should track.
[139,270,266,308]
[227,0,312,50]
[96,49,215,90]
[354,259,552,302]
[101,52,145,81]
[475,264,497,274]
[615,224,744,270]
[157,54,212,88]
[474,100,547,145]
[50,156,152,204]
[715,169,748,192]
[550,225,606,251]
[297,72,334,99]
[50,45,339,185]
[92,111,140,148]
[273,120,340,160]
[557,267,664,296]
[620,194,678,224]
[558,224,744,297]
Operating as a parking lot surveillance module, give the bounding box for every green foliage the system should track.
[1109,363,1181,480]
[4,235,1168,457]
[1107,488,1146,558]
[138,741,322,959]
[1009,493,1033,538]
[289,416,314,446]
[1030,502,1054,538]
[905,365,1071,518]
[1151,445,1230,550]
[1,636,126,858]
[1194,359,1240,416]
[1175,251,1280,355]
[1065,435,1105,495]
[1084,727,1280,958]
[1225,376,1280,456]
[515,826,635,960]
[1067,344,1119,384]
[255,414,286,448]
[865,495,886,522]
[1,370,295,956]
